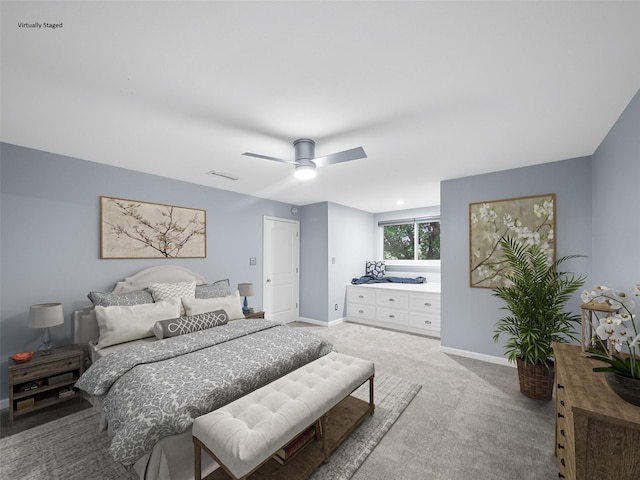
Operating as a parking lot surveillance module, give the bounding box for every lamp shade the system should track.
[237,283,254,297]
[28,303,64,329]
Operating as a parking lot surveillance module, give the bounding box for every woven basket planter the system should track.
[516,358,555,401]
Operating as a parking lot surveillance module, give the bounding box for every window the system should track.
[381,217,440,261]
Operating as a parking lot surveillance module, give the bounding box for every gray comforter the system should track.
[75,319,335,467]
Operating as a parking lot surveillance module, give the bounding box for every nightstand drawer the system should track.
[10,357,82,384]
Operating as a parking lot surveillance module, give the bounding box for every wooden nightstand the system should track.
[8,344,84,426]
[244,311,265,319]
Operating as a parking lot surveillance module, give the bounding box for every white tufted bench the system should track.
[192,351,375,480]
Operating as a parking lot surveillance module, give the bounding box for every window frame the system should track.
[379,216,441,266]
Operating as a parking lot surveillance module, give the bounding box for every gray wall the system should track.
[299,202,329,322]
[591,89,640,288]
[0,143,297,400]
[299,201,375,324]
[439,88,640,362]
[328,202,375,322]
[440,157,593,358]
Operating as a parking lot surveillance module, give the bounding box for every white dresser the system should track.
[346,283,441,338]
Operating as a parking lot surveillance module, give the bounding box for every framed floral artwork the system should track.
[469,193,555,288]
[100,196,206,259]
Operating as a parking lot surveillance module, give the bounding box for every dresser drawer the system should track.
[347,288,376,305]
[376,307,408,326]
[409,312,440,330]
[376,291,409,309]
[409,293,440,312]
[348,303,375,320]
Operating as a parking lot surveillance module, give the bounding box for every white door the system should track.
[263,217,299,323]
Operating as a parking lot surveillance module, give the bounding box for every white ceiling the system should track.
[2,1,639,213]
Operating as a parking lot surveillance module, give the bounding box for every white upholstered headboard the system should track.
[73,265,206,359]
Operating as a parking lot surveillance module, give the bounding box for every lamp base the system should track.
[243,296,250,314]
[38,327,56,355]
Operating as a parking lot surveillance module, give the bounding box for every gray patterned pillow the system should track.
[366,261,385,279]
[153,310,229,339]
[88,289,154,307]
[195,279,231,299]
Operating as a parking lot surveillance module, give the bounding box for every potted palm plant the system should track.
[493,237,586,400]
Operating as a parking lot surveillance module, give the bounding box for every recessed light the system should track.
[396,200,405,205]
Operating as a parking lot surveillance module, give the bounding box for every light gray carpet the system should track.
[0,372,420,480]
[291,321,559,480]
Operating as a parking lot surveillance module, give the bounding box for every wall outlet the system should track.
[334,303,339,311]
[249,257,256,265]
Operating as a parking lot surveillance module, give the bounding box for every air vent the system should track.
[206,170,239,181]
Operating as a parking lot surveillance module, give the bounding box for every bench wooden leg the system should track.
[369,375,375,415]
[321,414,329,462]
[194,438,202,480]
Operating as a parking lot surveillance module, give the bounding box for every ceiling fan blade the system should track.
[242,152,297,165]
[314,146,367,167]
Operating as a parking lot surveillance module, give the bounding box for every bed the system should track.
[73,265,335,480]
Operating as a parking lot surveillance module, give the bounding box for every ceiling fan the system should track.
[243,138,367,180]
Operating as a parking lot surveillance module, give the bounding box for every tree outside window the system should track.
[383,219,440,261]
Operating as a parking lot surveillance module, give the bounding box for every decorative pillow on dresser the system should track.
[181,290,244,320]
[88,289,154,307]
[94,298,181,350]
[366,260,385,279]
[153,310,229,339]
[195,279,231,299]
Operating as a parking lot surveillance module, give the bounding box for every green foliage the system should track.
[492,237,586,368]
[383,224,415,260]
[418,221,440,260]
[589,351,640,378]
[383,221,441,260]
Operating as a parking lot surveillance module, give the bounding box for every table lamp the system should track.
[28,303,64,355]
[237,283,254,314]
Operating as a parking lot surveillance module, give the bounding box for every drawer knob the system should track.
[560,429,565,437]
[560,400,565,407]
[560,459,565,467]
[559,474,565,479]
[358,295,364,299]
[388,298,395,302]
[424,302,431,306]
[389,314,395,319]
[557,384,564,389]
[557,413,564,419]
[557,443,564,450]
[358,310,364,314]
[424,320,432,324]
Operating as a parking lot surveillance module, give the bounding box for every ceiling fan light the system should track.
[294,165,316,180]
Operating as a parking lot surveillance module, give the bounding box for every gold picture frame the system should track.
[469,193,555,288]
[100,196,206,259]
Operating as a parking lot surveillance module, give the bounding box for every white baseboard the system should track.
[296,316,345,327]
[439,345,515,368]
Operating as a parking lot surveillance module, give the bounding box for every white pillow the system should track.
[182,290,244,320]
[95,298,181,350]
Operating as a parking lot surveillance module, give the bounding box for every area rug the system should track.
[0,373,420,480]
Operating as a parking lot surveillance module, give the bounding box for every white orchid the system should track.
[583,284,640,378]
